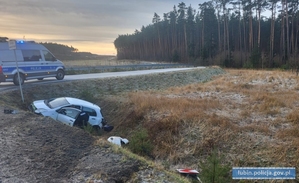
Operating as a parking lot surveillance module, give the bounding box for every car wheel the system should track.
[56,69,65,80]
[13,73,25,85]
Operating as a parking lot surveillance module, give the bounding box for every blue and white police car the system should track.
[0,40,65,85]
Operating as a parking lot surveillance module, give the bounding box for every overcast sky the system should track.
[0,0,206,55]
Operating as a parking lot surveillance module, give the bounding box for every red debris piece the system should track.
[177,169,199,174]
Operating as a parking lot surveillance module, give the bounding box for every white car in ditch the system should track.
[29,97,113,132]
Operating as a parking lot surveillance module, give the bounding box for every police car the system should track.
[0,40,65,85]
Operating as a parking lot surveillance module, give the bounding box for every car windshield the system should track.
[46,98,70,109]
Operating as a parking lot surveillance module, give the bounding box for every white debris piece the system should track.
[107,136,129,146]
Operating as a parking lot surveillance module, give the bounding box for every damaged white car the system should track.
[29,97,113,132]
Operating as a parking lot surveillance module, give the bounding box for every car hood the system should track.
[32,100,51,113]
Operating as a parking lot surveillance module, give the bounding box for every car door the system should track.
[56,107,81,126]
[81,106,101,126]
[22,49,44,79]
[42,50,58,77]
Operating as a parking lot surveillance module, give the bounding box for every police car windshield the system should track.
[46,97,70,109]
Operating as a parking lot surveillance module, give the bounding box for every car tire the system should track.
[56,69,65,80]
[13,73,25,85]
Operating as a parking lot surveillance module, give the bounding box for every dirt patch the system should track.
[0,107,141,183]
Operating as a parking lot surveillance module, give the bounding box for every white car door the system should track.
[81,106,101,126]
[56,107,81,126]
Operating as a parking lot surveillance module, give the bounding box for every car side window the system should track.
[67,105,81,110]
[58,108,80,119]
[43,50,57,61]
[22,50,42,61]
[57,108,66,114]
[82,106,97,116]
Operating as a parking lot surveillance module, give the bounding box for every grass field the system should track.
[114,69,299,181]
[63,57,176,74]
[62,56,154,68]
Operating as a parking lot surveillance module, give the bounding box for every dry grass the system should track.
[286,110,299,124]
[120,69,299,175]
[62,56,160,68]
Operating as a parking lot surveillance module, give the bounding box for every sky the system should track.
[0,0,206,55]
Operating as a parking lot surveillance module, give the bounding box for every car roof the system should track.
[64,97,101,110]
[0,42,47,50]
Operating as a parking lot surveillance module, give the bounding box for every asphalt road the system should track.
[0,67,204,92]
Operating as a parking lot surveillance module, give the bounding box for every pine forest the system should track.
[114,0,299,69]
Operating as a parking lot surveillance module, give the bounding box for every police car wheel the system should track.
[56,69,65,80]
[13,73,25,85]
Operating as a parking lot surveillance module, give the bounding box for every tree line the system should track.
[42,42,101,60]
[114,0,299,69]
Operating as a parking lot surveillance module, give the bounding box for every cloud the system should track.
[0,0,204,55]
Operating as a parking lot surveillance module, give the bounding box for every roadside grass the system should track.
[83,123,95,133]
[63,57,180,75]
[78,89,96,102]
[63,57,155,75]
[65,66,139,75]
[286,110,299,123]
[62,57,144,67]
